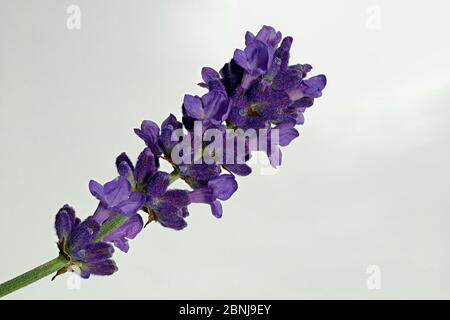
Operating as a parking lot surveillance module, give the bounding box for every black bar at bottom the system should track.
[0,300,446,318]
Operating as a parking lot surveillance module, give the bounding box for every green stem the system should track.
[169,170,180,184]
[0,255,69,298]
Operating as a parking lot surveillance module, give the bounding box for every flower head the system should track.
[47,25,326,284]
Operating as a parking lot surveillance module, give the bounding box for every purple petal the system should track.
[141,120,160,138]
[159,114,183,155]
[104,214,144,252]
[146,171,170,197]
[255,25,282,48]
[275,36,293,71]
[135,120,161,153]
[243,41,270,76]
[93,204,114,225]
[300,75,327,98]
[72,242,114,263]
[111,238,129,253]
[201,67,220,83]
[116,192,145,216]
[295,112,305,125]
[290,96,314,110]
[220,59,244,97]
[55,205,76,242]
[69,217,100,253]
[183,94,204,119]
[199,67,224,92]
[161,190,191,209]
[245,31,255,45]
[89,180,106,203]
[161,113,181,130]
[188,187,215,204]
[201,90,230,121]
[303,64,313,74]
[81,259,118,278]
[210,201,223,218]
[103,177,131,207]
[116,152,135,182]
[259,104,284,122]
[233,49,250,72]
[243,115,267,130]
[223,164,252,176]
[115,152,134,173]
[273,67,303,92]
[155,206,187,230]
[135,148,157,185]
[180,164,221,182]
[208,174,238,201]
[276,123,300,147]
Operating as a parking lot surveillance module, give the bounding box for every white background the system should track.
[1,0,449,299]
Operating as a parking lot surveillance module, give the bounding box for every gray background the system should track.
[1,0,449,299]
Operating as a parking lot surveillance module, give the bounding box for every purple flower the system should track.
[116,148,159,188]
[272,36,293,73]
[233,41,271,77]
[89,176,145,224]
[159,114,184,159]
[283,73,326,101]
[78,259,118,279]
[182,90,230,130]
[198,67,226,93]
[276,121,300,147]
[220,59,245,97]
[233,26,282,80]
[88,175,146,253]
[298,74,327,98]
[115,152,135,183]
[103,214,143,253]
[246,25,282,49]
[145,171,192,230]
[134,120,162,156]
[188,174,238,218]
[222,164,252,176]
[54,205,117,279]
[179,163,222,184]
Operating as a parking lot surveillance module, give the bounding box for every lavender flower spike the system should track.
[0,25,326,298]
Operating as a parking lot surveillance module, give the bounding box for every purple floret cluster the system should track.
[53,26,326,279]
